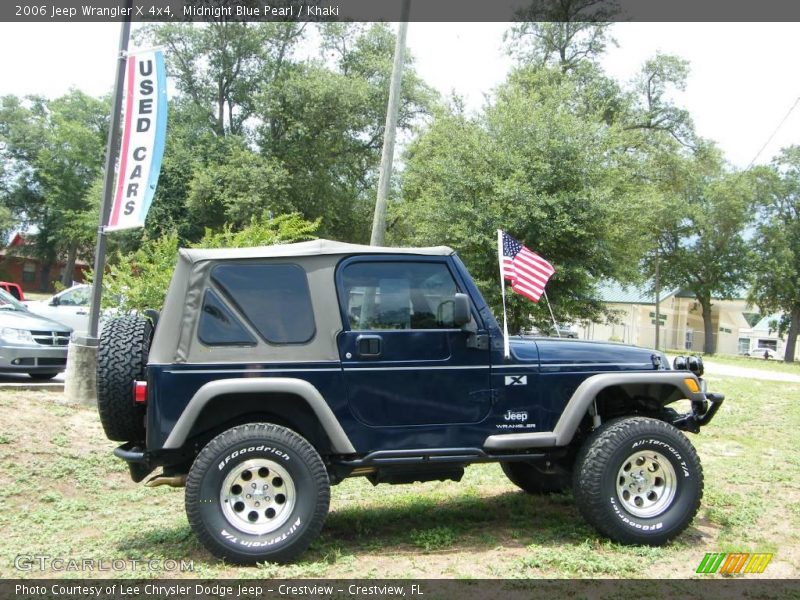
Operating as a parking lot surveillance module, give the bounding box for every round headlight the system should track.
[686,355,704,376]
[673,355,687,370]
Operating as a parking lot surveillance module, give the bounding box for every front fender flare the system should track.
[162,377,356,454]
[484,371,705,451]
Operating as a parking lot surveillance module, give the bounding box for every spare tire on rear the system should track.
[97,315,153,441]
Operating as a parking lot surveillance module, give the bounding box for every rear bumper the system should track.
[113,443,154,482]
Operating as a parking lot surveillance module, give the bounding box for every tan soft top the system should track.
[151,239,455,364]
[180,239,454,263]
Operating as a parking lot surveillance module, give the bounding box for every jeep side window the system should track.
[210,263,316,344]
[341,261,460,330]
[197,289,257,346]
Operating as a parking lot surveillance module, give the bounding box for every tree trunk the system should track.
[61,243,78,288]
[40,263,51,292]
[699,296,715,355]
[784,306,800,363]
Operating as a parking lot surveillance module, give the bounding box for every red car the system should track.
[0,282,24,301]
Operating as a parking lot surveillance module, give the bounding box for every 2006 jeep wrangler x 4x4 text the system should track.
[97,240,723,564]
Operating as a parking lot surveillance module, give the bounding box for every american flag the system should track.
[500,231,555,303]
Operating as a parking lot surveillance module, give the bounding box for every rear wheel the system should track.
[501,460,571,495]
[573,416,703,545]
[185,423,330,564]
[96,315,152,441]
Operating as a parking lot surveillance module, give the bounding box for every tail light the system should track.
[133,381,147,404]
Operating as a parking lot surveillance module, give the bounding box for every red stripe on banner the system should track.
[109,55,136,227]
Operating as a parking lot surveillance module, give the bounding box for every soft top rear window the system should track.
[211,263,316,345]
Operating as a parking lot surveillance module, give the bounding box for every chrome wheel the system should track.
[616,450,677,518]
[220,458,296,535]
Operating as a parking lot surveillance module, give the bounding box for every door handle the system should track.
[356,334,382,358]
[76,310,88,315]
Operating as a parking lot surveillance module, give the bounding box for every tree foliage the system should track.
[0,91,108,286]
[101,213,319,312]
[749,146,800,362]
[395,66,641,332]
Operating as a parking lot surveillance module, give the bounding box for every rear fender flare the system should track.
[162,378,356,454]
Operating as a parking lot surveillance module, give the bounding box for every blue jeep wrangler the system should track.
[96,240,723,564]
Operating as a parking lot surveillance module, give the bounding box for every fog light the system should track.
[673,355,687,370]
[687,355,704,376]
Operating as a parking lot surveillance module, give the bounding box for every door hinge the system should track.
[467,333,489,350]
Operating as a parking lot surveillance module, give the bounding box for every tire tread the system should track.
[185,423,330,565]
[573,416,703,545]
[96,315,152,441]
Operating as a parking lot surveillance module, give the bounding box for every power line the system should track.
[746,95,800,169]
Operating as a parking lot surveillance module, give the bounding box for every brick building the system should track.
[0,233,88,292]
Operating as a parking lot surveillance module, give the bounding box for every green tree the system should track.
[749,146,800,362]
[257,23,435,241]
[653,146,755,354]
[0,91,108,288]
[395,66,640,332]
[101,213,319,312]
[186,142,288,229]
[135,22,306,137]
[506,0,618,71]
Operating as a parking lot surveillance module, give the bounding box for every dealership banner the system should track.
[107,50,167,231]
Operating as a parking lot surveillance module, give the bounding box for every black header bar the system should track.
[3,0,800,23]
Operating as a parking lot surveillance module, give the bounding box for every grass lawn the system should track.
[0,375,798,579]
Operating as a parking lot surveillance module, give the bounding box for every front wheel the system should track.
[185,423,330,564]
[573,416,703,546]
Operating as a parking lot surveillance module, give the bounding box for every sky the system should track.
[0,22,799,168]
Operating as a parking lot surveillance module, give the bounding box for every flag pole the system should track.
[543,290,561,338]
[86,0,133,344]
[497,229,511,359]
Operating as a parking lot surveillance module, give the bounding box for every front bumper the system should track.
[0,344,68,373]
[670,385,725,433]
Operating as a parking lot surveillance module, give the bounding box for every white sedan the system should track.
[25,284,93,335]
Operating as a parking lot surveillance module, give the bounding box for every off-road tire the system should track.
[573,416,703,546]
[185,423,330,565]
[28,372,58,380]
[501,460,571,495]
[96,315,152,441]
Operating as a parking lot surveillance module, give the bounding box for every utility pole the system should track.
[370,0,411,246]
[87,0,133,342]
[654,244,661,351]
[65,0,132,407]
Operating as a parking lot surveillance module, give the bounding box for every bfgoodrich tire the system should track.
[185,423,330,565]
[501,460,571,494]
[573,417,703,546]
[96,315,152,441]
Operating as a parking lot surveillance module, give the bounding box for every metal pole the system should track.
[654,244,661,351]
[370,0,410,246]
[86,3,132,343]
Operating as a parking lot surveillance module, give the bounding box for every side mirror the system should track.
[49,297,59,307]
[454,293,471,327]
